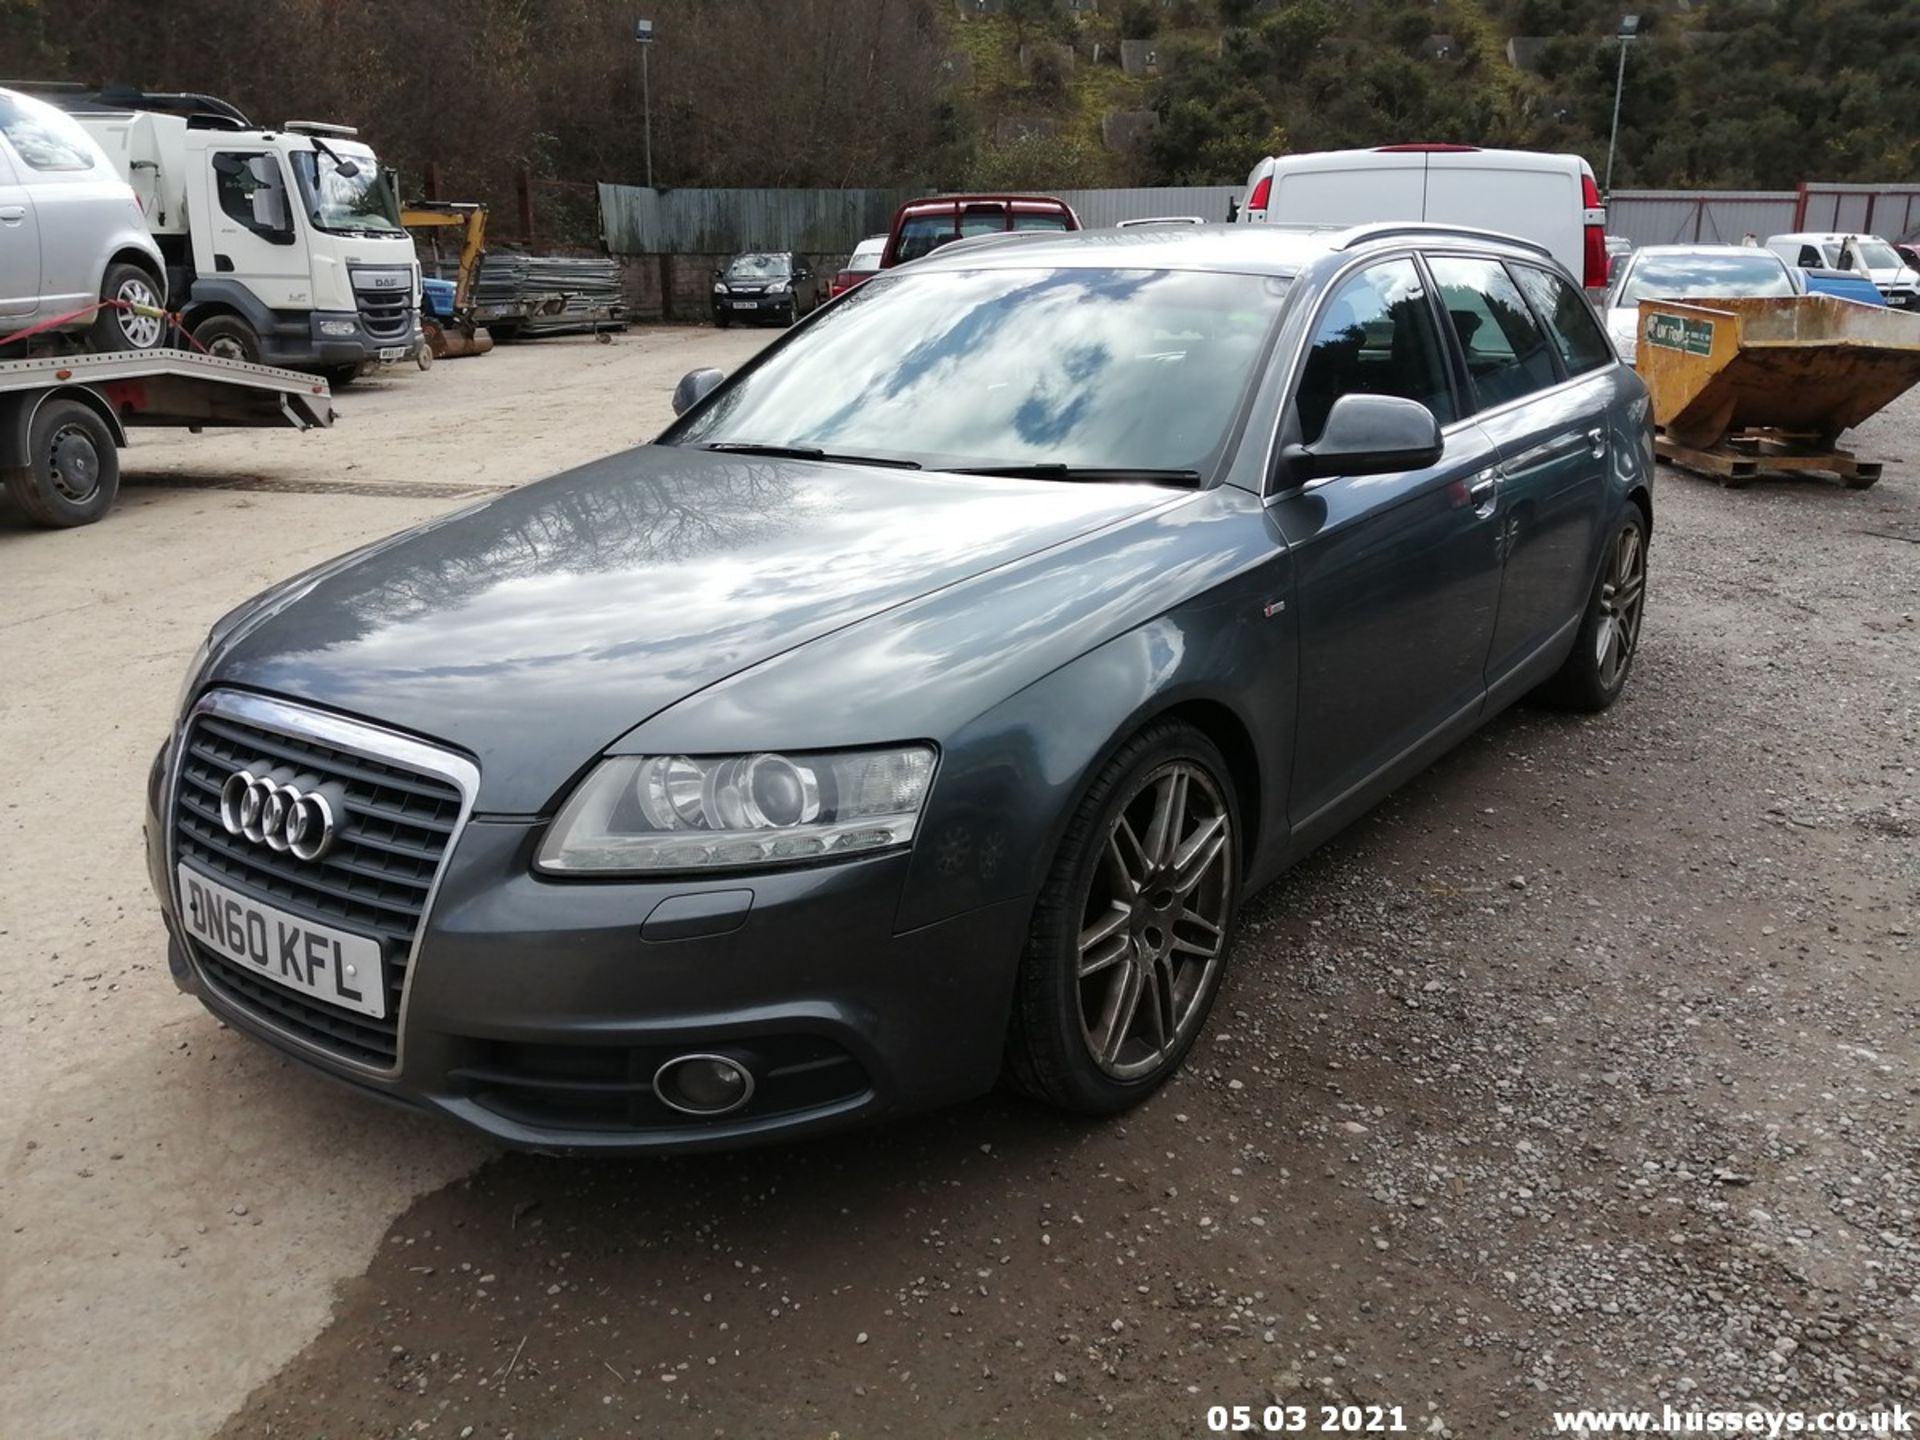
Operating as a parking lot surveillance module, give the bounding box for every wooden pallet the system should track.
[1655,429,1882,490]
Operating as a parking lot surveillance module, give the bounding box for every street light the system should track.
[1604,14,1640,195]
[634,17,655,188]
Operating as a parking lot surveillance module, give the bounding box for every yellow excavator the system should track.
[401,201,496,359]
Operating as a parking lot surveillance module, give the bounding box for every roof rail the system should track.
[1331,222,1552,258]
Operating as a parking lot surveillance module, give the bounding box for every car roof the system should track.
[1767,232,1881,243]
[907,220,1558,279]
[1629,244,1786,257]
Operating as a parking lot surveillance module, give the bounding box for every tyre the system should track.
[714,312,731,329]
[191,314,262,364]
[1004,721,1241,1114]
[90,262,166,352]
[2,399,121,528]
[320,364,362,389]
[1536,505,1648,712]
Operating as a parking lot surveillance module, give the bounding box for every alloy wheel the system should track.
[1076,760,1233,1079]
[114,275,164,349]
[1595,520,1646,690]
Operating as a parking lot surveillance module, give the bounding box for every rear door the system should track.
[1426,255,1610,697]
[1270,154,1425,227]
[1424,152,1582,278]
[0,141,40,318]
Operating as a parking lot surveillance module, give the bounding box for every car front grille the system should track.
[172,708,465,1068]
[354,287,415,340]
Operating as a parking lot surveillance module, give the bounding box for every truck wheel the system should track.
[320,364,362,389]
[3,400,121,528]
[91,263,166,351]
[192,315,262,365]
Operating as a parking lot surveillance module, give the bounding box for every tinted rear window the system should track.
[1511,264,1616,375]
[1428,255,1562,410]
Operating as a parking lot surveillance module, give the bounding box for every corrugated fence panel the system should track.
[599,185,919,255]
[1798,185,1920,239]
[599,184,1243,254]
[1607,191,1798,248]
[1052,186,1241,228]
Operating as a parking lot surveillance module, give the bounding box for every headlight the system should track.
[712,282,730,295]
[536,746,936,875]
[766,281,790,294]
[318,319,358,337]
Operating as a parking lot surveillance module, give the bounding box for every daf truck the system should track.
[22,85,420,385]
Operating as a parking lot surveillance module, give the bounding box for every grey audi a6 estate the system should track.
[146,222,1653,1152]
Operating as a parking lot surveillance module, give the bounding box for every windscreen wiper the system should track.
[948,463,1202,486]
[700,442,921,469]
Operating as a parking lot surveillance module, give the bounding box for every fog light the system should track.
[319,319,357,337]
[653,1054,755,1116]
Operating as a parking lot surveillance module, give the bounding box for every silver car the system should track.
[0,86,167,351]
[1602,244,1801,365]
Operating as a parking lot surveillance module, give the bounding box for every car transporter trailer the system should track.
[0,349,333,528]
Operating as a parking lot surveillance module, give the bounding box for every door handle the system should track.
[0,204,25,223]
[1467,470,1499,517]
[1587,426,1607,459]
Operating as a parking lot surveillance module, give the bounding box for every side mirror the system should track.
[1280,394,1443,484]
[671,367,725,416]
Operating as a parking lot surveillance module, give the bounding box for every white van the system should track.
[1763,232,1919,310]
[1236,145,1609,289]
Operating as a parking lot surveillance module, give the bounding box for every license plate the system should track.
[176,864,386,1019]
[378,345,407,362]
[734,300,761,309]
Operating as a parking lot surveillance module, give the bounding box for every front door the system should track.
[192,148,313,308]
[1270,256,1505,833]
[0,143,40,318]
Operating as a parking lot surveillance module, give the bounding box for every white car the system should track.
[0,86,167,351]
[1602,244,1802,365]
[1235,145,1610,289]
[1765,231,1920,310]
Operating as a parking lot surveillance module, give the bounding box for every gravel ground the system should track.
[206,401,1919,1436]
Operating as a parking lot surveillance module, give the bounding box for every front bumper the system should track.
[146,737,1029,1154]
[712,292,794,321]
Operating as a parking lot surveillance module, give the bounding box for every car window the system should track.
[1013,212,1071,233]
[214,153,294,240]
[0,92,98,173]
[1511,263,1617,374]
[959,206,1008,239]
[894,213,955,263]
[1294,259,1455,445]
[675,266,1289,477]
[1427,256,1561,411]
[727,253,790,279]
[1797,245,1821,267]
[1616,251,1795,306]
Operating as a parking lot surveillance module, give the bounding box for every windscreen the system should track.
[291,148,403,234]
[674,266,1290,476]
[1621,252,1795,305]
[1847,239,1903,271]
[726,254,791,280]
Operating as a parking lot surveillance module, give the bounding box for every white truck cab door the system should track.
[0,133,45,318]
[195,149,313,306]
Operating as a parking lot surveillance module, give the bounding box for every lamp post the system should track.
[1604,14,1639,195]
[634,17,655,188]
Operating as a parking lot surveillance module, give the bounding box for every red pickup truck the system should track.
[879,194,1081,269]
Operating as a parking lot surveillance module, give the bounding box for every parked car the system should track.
[1895,241,1920,273]
[711,251,821,327]
[829,235,885,298]
[1765,231,1920,309]
[1604,234,1633,280]
[880,193,1079,269]
[1235,145,1611,288]
[150,222,1651,1153]
[1601,244,1801,364]
[0,85,167,352]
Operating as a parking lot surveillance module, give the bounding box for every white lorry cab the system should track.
[1235,145,1611,290]
[23,85,421,385]
[1763,232,1920,311]
[0,86,167,353]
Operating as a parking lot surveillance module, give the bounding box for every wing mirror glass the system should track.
[671,367,725,416]
[1280,394,1443,484]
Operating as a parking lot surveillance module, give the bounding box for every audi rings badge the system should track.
[219,770,338,862]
